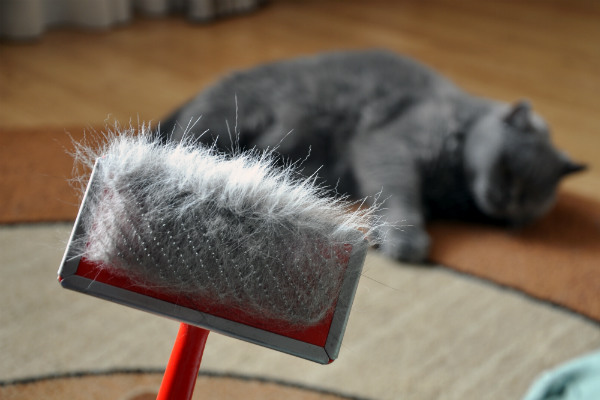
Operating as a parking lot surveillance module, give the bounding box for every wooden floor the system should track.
[1,0,599,199]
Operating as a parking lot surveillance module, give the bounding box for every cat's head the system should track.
[464,100,586,226]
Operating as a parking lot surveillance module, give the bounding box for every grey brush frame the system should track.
[58,159,368,364]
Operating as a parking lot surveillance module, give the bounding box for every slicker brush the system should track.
[59,123,378,398]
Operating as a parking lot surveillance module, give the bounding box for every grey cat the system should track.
[160,50,586,262]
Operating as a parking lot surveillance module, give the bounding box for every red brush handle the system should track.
[157,323,210,400]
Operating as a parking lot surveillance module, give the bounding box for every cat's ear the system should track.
[559,152,587,176]
[504,100,532,130]
[562,160,587,176]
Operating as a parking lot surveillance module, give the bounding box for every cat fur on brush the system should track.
[160,50,586,263]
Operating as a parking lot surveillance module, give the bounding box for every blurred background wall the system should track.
[0,0,266,39]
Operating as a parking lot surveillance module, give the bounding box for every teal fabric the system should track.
[523,350,600,400]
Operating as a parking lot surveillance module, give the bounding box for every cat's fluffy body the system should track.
[161,50,585,262]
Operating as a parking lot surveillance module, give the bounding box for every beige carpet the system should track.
[1,224,599,400]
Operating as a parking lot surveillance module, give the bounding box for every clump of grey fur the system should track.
[161,49,586,262]
[71,124,378,327]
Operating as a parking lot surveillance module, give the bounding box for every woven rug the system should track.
[2,223,599,400]
[429,191,600,322]
[0,370,359,400]
[1,125,599,322]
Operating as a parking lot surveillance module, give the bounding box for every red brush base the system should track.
[157,323,210,400]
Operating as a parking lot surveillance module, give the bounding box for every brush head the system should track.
[66,125,377,331]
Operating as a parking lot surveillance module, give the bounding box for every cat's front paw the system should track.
[379,226,431,263]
